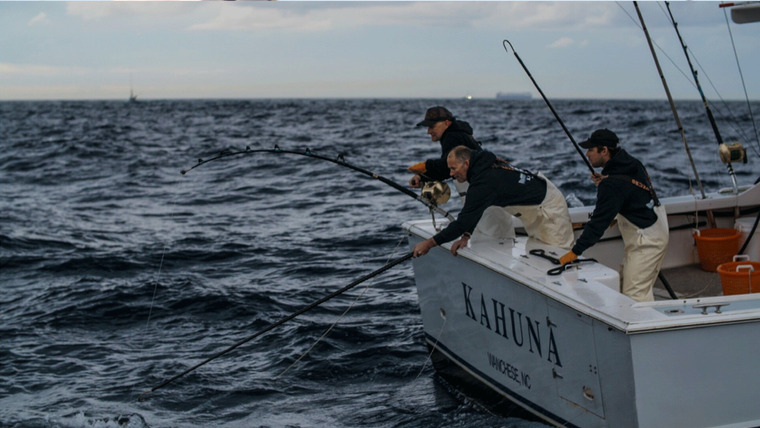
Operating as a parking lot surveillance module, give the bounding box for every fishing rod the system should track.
[137,251,413,401]
[502,40,595,175]
[181,145,455,222]
[633,2,716,228]
[664,1,740,193]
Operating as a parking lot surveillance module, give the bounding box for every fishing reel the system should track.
[421,181,451,205]
[719,142,747,164]
[421,181,451,231]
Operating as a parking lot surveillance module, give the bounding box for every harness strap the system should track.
[607,174,660,207]
[491,157,542,181]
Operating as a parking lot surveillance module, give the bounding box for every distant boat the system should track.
[496,91,532,100]
[129,73,138,103]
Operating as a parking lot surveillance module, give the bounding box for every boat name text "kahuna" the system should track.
[462,282,562,367]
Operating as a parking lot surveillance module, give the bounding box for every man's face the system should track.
[586,146,608,168]
[427,120,450,142]
[447,155,469,183]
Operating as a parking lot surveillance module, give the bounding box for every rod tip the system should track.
[137,390,152,402]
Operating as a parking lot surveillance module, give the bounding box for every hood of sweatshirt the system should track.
[602,149,649,184]
[466,150,496,182]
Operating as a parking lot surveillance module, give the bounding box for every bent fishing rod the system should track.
[137,251,413,401]
[502,40,595,175]
[181,145,455,222]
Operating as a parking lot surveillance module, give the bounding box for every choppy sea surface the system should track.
[1,98,758,428]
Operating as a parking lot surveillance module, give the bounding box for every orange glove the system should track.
[408,161,427,174]
[559,251,578,266]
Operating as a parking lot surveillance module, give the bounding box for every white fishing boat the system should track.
[404,4,760,427]
[406,183,760,427]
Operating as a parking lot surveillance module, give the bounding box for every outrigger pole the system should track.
[633,2,716,227]
[664,1,740,193]
[181,145,455,222]
[137,251,413,401]
[502,40,596,175]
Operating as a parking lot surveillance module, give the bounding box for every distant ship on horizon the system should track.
[129,73,138,103]
[495,91,532,100]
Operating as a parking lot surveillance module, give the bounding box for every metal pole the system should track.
[633,1,716,227]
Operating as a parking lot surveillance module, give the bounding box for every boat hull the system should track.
[406,201,760,427]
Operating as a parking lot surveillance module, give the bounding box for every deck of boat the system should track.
[654,264,723,300]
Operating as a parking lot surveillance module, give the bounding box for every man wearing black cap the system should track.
[560,129,669,302]
[408,106,481,188]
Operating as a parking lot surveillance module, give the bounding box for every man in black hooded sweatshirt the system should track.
[412,145,574,257]
[408,106,481,187]
[559,129,668,302]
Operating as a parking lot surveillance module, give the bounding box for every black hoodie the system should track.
[432,150,546,245]
[572,149,658,255]
[423,120,481,182]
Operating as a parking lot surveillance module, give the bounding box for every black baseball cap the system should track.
[416,106,454,127]
[579,129,619,149]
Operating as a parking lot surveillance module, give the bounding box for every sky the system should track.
[1,1,758,101]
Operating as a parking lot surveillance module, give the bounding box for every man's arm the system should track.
[571,182,626,256]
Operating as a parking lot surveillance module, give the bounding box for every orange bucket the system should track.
[717,261,760,295]
[693,228,741,271]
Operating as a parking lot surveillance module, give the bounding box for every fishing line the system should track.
[143,166,205,330]
[414,314,447,381]
[615,2,695,86]
[144,190,182,331]
[128,173,190,399]
[273,234,408,380]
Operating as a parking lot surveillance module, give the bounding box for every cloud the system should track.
[65,2,188,21]
[548,37,574,49]
[28,12,50,27]
[189,6,333,31]
[57,2,625,34]
[0,63,104,76]
[186,2,620,33]
[1,63,67,75]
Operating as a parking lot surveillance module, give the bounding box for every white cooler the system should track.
[736,216,760,261]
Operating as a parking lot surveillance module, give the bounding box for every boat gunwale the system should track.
[405,212,760,334]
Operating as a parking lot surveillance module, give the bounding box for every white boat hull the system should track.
[405,184,760,427]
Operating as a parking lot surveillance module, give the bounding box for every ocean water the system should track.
[1,98,758,428]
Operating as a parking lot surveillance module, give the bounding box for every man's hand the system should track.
[450,235,470,256]
[559,251,578,265]
[591,173,607,187]
[413,238,437,258]
[408,162,426,188]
